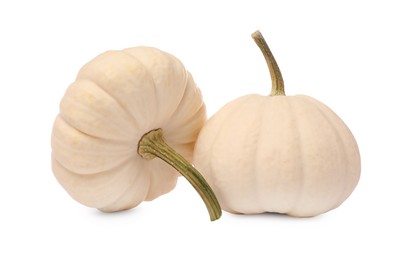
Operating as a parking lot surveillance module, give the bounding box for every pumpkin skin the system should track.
[193,94,360,217]
[51,47,206,212]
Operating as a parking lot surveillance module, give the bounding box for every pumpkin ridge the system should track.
[207,113,229,212]
[87,77,143,133]
[159,51,189,123]
[173,76,204,119]
[288,96,346,216]
[58,112,100,140]
[122,48,188,129]
[301,96,354,211]
[225,95,262,213]
[162,75,202,132]
[285,97,305,216]
[53,152,136,176]
[131,48,188,127]
[121,49,160,127]
[52,117,137,175]
[51,143,135,176]
[60,86,138,143]
[78,50,160,132]
[98,160,150,212]
[207,96,255,213]
[184,100,206,125]
[53,157,146,210]
[253,97,268,213]
[165,100,206,142]
[57,113,133,147]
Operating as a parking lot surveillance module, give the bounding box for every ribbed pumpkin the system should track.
[193,31,360,217]
[51,46,221,220]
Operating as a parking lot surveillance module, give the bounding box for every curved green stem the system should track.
[251,30,285,96]
[138,129,222,221]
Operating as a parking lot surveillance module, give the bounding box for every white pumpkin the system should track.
[193,31,360,217]
[51,46,221,220]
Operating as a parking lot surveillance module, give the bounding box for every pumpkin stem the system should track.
[138,129,222,221]
[252,30,285,96]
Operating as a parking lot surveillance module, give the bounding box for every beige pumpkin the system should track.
[193,31,360,217]
[51,46,221,220]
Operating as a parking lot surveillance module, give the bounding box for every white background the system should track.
[1,0,404,259]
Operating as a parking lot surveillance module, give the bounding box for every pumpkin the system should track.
[51,46,221,221]
[193,31,361,217]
